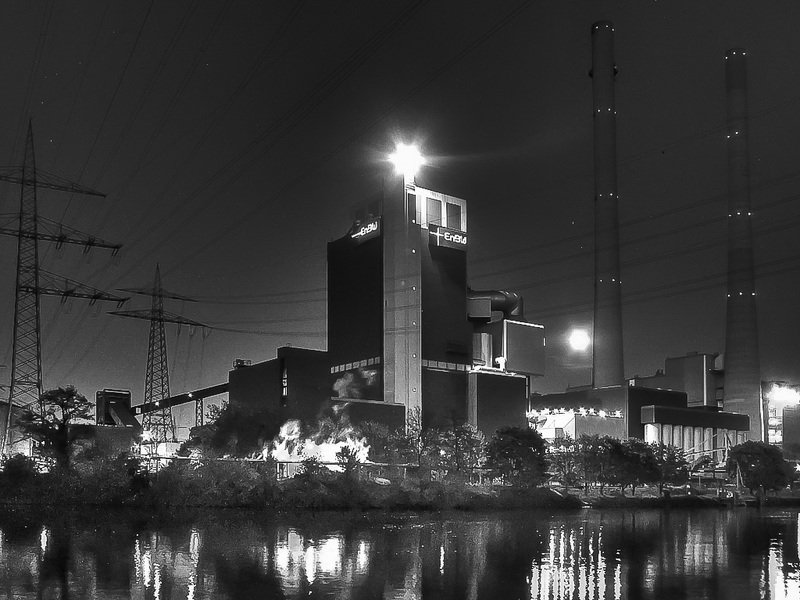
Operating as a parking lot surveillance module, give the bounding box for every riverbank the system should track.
[4,456,800,512]
[5,470,800,512]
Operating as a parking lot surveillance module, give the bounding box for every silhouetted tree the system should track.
[485,426,548,486]
[576,435,610,491]
[547,436,581,488]
[189,402,282,457]
[652,443,689,494]
[727,441,796,495]
[16,386,93,470]
[619,438,660,495]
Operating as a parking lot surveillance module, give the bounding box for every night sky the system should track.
[1,1,799,436]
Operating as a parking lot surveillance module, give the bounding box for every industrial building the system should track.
[530,355,750,462]
[130,22,762,458]
[223,174,545,438]
[529,385,749,463]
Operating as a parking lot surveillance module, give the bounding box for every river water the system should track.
[0,507,798,599]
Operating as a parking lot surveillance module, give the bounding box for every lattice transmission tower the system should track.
[111,265,206,444]
[0,122,128,456]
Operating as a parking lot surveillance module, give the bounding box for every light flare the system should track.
[265,419,370,471]
[389,143,425,179]
[766,384,800,409]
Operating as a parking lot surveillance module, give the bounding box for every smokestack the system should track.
[590,21,624,388]
[723,48,763,440]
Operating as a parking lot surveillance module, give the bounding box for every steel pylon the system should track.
[0,123,128,456]
[144,266,174,443]
[111,265,206,445]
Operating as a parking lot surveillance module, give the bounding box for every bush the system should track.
[2,454,39,482]
[145,459,274,507]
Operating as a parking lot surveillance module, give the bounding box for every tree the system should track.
[485,426,548,487]
[16,386,94,470]
[652,443,689,494]
[548,436,582,488]
[449,424,486,473]
[335,446,361,480]
[576,435,610,491]
[403,407,426,465]
[727,441,796,496]
[595,438,660,495]
[205,399,228,424]
[189,401,281,457]
[619,438,660,495]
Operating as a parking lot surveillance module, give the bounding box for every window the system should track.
[407,193,417,224]
[446,202,462,231]
[426,198,442,226]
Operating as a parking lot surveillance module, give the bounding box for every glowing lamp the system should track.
[568,329,591,352]
[389,143,425,180]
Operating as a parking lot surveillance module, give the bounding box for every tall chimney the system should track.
[723,48,763,440]
[590,21,624,388]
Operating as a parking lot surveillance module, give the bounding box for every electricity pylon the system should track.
[110,265,206,445]
[0,122,128,456]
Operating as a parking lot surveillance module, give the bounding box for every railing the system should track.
[136,454,496,484]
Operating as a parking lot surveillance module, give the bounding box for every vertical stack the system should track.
[590,22,624,389]
[723,49,763,441]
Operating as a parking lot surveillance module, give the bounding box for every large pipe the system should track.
[590,21,624,388]
[723,48,763,441]
[467,288,524,319]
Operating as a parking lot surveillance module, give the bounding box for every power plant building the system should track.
[226,176,546,437]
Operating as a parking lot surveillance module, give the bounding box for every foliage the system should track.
[358,421,404,463]
[485,426,548,487]
[547,437,581,488]
[299,456,323,479]
[16,386,94,470]
[617,438,660,494]
[652,443,690,493]
[727,441,796,494]
[205,399,228,425]
[1,453,39,482]
[441,424,486,474]
[403,407,426,465]
[190,402,282,457]
[144,459,274,507]
[576,435,609,490]
[574,435,661,494]
[335,446,361,480]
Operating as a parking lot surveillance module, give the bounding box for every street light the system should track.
[389,143,425,181]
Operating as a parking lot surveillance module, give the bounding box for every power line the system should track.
[159,0,535,279]
[114,0,433,283]
[57,0,156,224]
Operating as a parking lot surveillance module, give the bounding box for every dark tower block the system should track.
[590,21,624,388]
[723,49,763,441]
[327,177,471,429]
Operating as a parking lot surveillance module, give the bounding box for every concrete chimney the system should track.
[590,21,624,388]
[723,48,763,440]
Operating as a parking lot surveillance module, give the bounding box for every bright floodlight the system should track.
[569,329,591,352]
[389,143,425,179]
[766,384,800,407]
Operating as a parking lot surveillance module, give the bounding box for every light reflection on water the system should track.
[0,509,799,599]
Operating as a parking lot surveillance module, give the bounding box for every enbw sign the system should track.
[429,224,467,251]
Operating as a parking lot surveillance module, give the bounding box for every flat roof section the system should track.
[641,405,749,431]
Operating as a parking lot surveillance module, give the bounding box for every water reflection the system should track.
[0,509,799,599]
